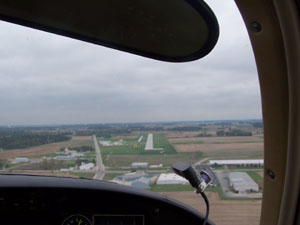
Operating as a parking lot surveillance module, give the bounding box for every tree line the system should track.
[216,129,252,136]
[0,132,71,150]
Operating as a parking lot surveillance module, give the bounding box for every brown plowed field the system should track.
[111,136,136,139]
[71,136,92,141]
[0,137,93,160]
[1,171,76,178]
[174,142,263,153]
[168,136,263,143]
[166,132,204,138]
[161,192,261,225]
[0,141,71,159]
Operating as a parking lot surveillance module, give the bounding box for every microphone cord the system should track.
[196,190,210,225]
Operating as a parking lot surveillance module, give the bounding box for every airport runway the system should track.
[93,135,105,180]
[145,133,153,150]
[138,136,143,142]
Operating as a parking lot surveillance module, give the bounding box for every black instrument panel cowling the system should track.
[0,175,214,225]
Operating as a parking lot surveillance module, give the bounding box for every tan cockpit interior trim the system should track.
[273,1,300,225]
[235,0,289,224]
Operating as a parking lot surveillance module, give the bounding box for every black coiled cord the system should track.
[196,190,209,225]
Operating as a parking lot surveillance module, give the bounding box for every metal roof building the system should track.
[228,172,259,193]
[156,173,189,185]
[114,172,151,189]
[131,162,149,169]
[116,172,150,182]
[209,159,264,166]
[14,157,30,163]
[79,162,95,171]
[131,177,151,189]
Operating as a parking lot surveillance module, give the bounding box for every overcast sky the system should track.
[0,0,261,126]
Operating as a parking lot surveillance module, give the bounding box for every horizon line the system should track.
[0,118,263,128]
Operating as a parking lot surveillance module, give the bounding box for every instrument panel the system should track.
[0,175,214,225]
[61,214,144,225]
[62,215,92,225]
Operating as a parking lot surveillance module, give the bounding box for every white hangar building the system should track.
[209,159,264,167]
[156,173,189,185]
[229,172,259,193]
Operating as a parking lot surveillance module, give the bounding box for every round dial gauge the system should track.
[62,215,92,225]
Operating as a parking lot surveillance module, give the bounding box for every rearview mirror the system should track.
[0,0,219,62]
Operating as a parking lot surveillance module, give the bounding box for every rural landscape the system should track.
[0,120,264,225]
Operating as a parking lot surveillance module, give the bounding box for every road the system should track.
[194,157,210,166]
[93,135,105,180]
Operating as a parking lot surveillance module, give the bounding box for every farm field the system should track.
[174,142,263,153]
[169,135,263,159]
[103,152,202,167]
[258,171,264,178]
[71,136,92,141]
[0,171,96,180]
[162,191,261,225]
[166,131,210,138]
[0,141,71,159]
[168,135,263,143]
[111,135,136,139]
[102,132,264,166]
[100,133,175,155]
[0,171,76,178]
[16,159,77,170]
[99,134,147,155]
[0,136,93,160]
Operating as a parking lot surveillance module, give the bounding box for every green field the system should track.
[100,134,146,155]
[105,167,131,171]
[103,173,123,181]
[170,141,204,144]
[67,140,95,149]
[201,151,263,159]
[103,152,203,167]
[153,133,177,153]
[83,152,96,160]
[100,133,176,155]
[247,171,263,183]
[100,133,178,168]
[16,159,78,170]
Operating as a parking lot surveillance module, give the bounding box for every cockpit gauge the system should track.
[62,215,92,225]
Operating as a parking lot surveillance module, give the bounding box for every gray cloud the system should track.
[0,0,262,125]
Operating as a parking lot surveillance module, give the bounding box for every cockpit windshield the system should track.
[0,0,263,224]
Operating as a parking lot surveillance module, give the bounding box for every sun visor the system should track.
[0,0,219,62]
